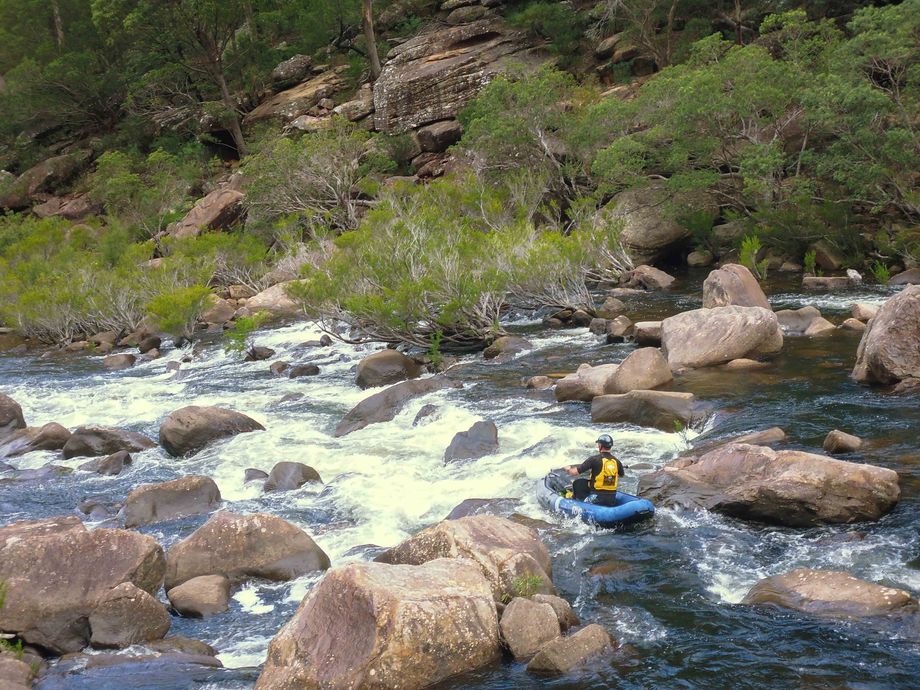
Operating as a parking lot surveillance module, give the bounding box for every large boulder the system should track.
[62,426,156,459]
[660,306,783,370]
[443,420,499,462]
[159,406,264,457]
[334,376,459,437]
[88,582,171,649]
[702,264,771,310]
[743,569,917,618]
[373,19,544,133]
[0,150,91,210]
[355,349,422,389]
[255,559,501,690]
[638,443,900,527]
[603,182,718,264]
[0,393,25,437]
[0,421,70,456]
[376,515,552,602]
[526,624,614,675]
[889,267,920,286]
[500,597,560,660]
[554,363,619,402]
[591,390,696,431]
[245,281,302,316]
[263,461,322,492]
[608,347,672,393]
[166,574,231,618]
[0,517,166,653]
[123,476,222,528]
[270,54,313,90]
[852,285,920,385]
[165,511,330,590]
[244,68,345,126]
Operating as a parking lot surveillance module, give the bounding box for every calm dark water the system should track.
[2,272,918,689]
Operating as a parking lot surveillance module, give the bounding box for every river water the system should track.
[1,272,918,689]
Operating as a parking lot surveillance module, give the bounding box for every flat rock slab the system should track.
[743,568,917,618]
[334,376,459,437]
[638,443,900,527]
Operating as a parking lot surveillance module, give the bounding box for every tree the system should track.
[362,0,381,81]
[92,0,264,155]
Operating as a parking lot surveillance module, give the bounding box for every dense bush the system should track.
[287,174,626,350]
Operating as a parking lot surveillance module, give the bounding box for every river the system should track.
[1,271,918,689]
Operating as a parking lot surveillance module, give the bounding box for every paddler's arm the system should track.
[566,457,594,476]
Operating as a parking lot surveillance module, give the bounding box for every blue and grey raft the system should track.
[536,472,655,528]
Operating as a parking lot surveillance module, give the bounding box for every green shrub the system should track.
[740,234,769,280]
[507,2,586,62]
[146,285,211,338]
[224,312,268,356]
[803,249,817,276]
[867,260,891,284]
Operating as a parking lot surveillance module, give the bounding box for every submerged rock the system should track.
[159,406,264,457]
[743,568,918,618]
[263,461,322,492]
[376,515,553,602]
[638,443,900,527]
[62,426,156,459]
[852,285,920,385]
[0,422,71,457]
[334,376,459,437]
[355,349,421,389]
[255,559,501,690]
[122,476,222,528]
[165,511,330,590]
[661,306,783,370]
[444,420,499,462]
[0,516,165,653]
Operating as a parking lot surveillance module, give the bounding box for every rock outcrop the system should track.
[62,426,156,459]
[334,376,459,437]
[444,420,499,462]
[852,285,920,385]
[244,68,345,126]
[159,406,264,457]
[373,19,545,133]
[165,511,330,590]
[603,182,718,264]
[123,476,222,528]
[743,569,918,618]
[255,559,501,690]
[376,515,552,602]
[0,516,166,653]
[660,306,783,370]
[355,349,422,389]
[638,443,900,526]
[702,264,771,310]
[0,150,91,210]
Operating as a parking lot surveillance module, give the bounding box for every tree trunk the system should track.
[734,0,743,45]
[51,0,65,49]
[362,0,382,82]
[216,69,248,157]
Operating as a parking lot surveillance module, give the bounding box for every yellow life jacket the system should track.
[593,455,620,492]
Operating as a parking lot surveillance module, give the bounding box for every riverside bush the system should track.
[287,174,626,350]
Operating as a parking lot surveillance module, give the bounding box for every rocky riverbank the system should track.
[1,268,918,690]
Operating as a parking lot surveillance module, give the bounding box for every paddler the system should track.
[564,434,624,506]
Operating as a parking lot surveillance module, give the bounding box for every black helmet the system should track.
[596,434,613,449]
